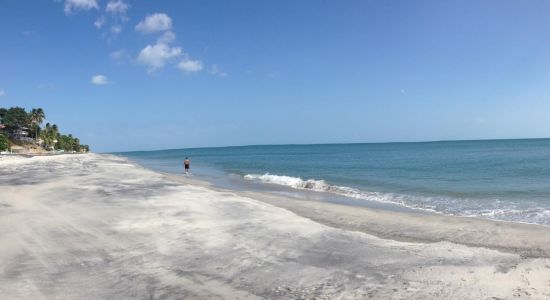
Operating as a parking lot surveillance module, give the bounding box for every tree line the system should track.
[0,106,89,153]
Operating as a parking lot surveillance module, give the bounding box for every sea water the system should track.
[116,139,550,225]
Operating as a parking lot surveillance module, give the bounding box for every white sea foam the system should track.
[244,174,333,192]
[243,173,550,225]
[243,173,418,209]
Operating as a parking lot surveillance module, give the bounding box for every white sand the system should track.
[1,154,550,299]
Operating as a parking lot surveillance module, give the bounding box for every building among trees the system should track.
[0,106,89,153]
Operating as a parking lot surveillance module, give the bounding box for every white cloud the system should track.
[94,0,129,39]
[0,90,5,97]
[137,43,182,71]
[91,75,111,85]
[106,0,129,14]
[135,13,172,34]
[178,58,203,73]
[208,64,228,77]
[64,0,99,15]
[133,12,212,75]
[157,31,176,44]
[94,16,106,28]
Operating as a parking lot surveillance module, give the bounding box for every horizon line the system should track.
[108,136,550,154]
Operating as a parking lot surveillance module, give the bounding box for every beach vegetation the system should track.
[1,107,28,128]
[57,133,82,152]
[29,108,45,141]
[0,106,90,153]
[0,133,8,152]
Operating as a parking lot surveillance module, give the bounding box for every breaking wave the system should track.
[243,173,550,225]
[243,173,421,209]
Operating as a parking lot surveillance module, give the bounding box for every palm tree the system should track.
[41,123,50,149]
[40,123,58,150]
[29,108,45,142]
[51,124,59,150]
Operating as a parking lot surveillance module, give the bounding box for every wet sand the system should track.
[1,154,550,299]
[167,174,550,258]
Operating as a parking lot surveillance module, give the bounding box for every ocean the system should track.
[116,139,550,225]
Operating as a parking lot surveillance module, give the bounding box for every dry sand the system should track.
[1,154,550,299]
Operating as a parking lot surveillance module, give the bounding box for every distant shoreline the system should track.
[0,152,88,158]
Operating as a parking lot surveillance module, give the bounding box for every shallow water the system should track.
[116,139,550,225]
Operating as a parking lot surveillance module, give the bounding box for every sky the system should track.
[2,1,550,152]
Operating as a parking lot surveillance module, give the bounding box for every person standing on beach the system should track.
[184,157,190,174]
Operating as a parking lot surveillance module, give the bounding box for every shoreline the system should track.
[0,152,86,159]
[3,153,550,299]
[163,172,550,258]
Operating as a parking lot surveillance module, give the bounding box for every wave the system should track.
[243,173,419,208]
[243,173,550,225]
[243,173,361,195]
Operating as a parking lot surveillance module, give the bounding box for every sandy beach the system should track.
[2,154,550,299]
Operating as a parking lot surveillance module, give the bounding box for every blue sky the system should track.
[2,1,550,152]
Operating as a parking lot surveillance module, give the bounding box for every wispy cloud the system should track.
[135,13,172,34]
[110,25,122,34]
[106,0,129,15]
[94,0,129,40]
[36,83,54,90]
[0,89,5,97]
[208,64,228,77]
[110,49,132,64]
[110,49,129,60]
[94,16,106,28]
[91,75,112,85]
[61,0,128,39]
[63,0,99,15]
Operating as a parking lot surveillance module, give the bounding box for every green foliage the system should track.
[2,107,28,128]
[0,133,8,152]
[29,108,45,139]
[0,106,89,152]
[40,122,59,149]
[0,108,7,123]
[58,134,77,152]
[29,108,45,125]
[28,124,41,139]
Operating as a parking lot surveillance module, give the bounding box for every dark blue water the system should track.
[116,139,550,225]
